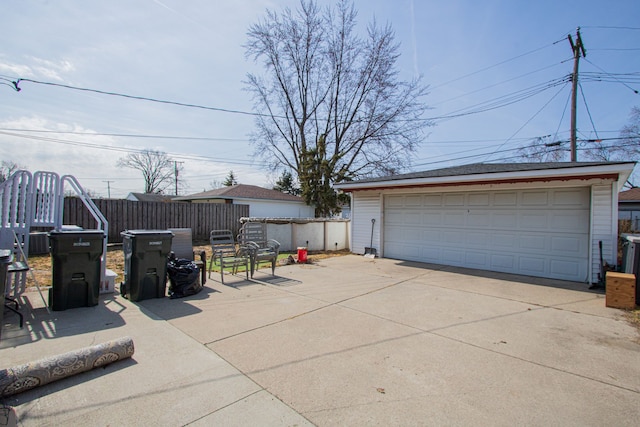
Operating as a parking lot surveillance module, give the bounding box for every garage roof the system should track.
[335,162,635,192]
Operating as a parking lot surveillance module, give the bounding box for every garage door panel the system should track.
[422,212,442,226]
[385,210,405,224]
[466,251,488,267]
[404,229,423,243]
[549,234,589,257]
[522,191,549,205]
[492,212,518,228]
[469,193,490,206]
[468,212,491,226]
[448,230,466,245]
[467,231,490,247]
[404,211,422,225]
[551,211,589,231]
[521,212,549,229]
[494,192,518,206]
[421,247,441,262]
[421,229,441,242]
[443,249,464,264]
[444,194,465,206]
[424,194,443,206]
[518,256,547,275]
[385,195,406,208]
[490,253,516,270]
[553,189,589,206]
[404,195,423,206]
[550,258,583,280]
[384,187,589,281]
[492,233,518,249]
[444,212,465,226]
[519,234,546,251]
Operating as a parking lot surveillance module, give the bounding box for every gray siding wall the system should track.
[590,183,617,283]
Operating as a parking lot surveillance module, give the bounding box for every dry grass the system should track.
[25,245,350,288]
[625,309,640,343]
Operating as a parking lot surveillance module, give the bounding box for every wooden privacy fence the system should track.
[63,198,249,243]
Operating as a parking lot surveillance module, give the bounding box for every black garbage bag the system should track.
[167,255,202,299]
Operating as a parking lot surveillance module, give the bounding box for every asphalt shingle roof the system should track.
[619,187,640,201]
[177,184,304,202]
[347,162,631,184]
[128,192,175,202]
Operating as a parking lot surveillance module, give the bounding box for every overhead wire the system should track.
[427,76,570,121]
[481,81,571,161]
[430,60,571,108]
[582,58,639,94]
[0,130,268,167]
[12,78,276,118]
[2,28,635,176]
[578,82,600,140]
[428,38,566,91]
[0,127,250,142]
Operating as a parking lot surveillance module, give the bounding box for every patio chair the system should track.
[168,228,206,285]
[237,222,280,278]
[208,230,249,284]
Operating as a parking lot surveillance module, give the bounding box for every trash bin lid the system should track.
[49,229,105,238]
[622,233,640,243]
[0,249,13,263]
[121,229,174,237]
[121,229,174,235]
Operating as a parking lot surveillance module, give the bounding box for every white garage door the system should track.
[384,188,590,281]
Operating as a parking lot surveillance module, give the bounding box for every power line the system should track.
[582,58,639,94]
[429,39,566,91]
[0,127,250,142]
[13,78,273,118]
[430,60,570,108]
[0,130,268,167]
[427,76,570,121]
[581,26,640,30]
[483,82,570,161]
[578,82,600,140]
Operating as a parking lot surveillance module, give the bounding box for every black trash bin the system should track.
[121,230,173,302]
[621,234,640,305]
[0,249,13,340]
[48,229,105,311]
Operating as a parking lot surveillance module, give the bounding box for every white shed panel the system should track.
[351,192,381,254]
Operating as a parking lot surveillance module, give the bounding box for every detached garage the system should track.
[335,162,635,283]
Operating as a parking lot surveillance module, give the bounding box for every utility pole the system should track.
[568,27,586,162]
[102,180,114,198]
[174,161,184,196]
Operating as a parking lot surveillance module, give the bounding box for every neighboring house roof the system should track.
[174,184,305,203]
[335,162,635,192]
[619,187,640,202]
[126,192,175,202]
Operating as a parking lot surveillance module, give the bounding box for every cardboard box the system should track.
[606,272,637,309]
[100,269,117,294]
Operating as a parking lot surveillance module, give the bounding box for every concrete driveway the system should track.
[1,255,639,426]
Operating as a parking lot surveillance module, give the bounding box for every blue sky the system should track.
[1,0,639,198]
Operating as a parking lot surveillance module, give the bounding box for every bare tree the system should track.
[0,160,24,183]
[516,137,567,162]
[614,106,640,159]
[245,0,430,216]
[117,149,180,194]
[517,106,640,187]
